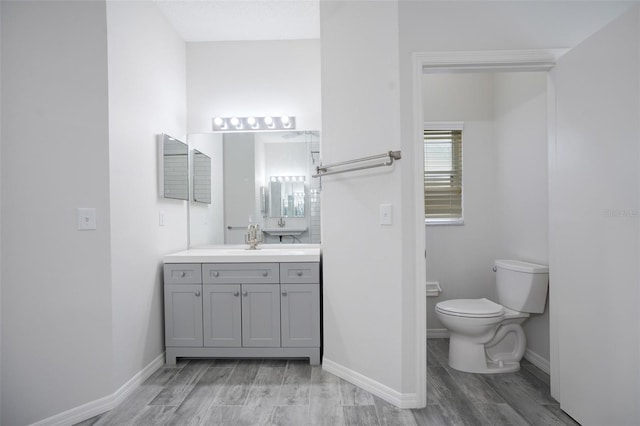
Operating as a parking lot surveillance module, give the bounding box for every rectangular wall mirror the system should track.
[192,149,212,204]
[187,131,320,246]
[159,133,189,201]
[268,178,305,218]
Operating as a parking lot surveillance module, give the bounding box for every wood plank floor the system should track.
[75,339,580,426]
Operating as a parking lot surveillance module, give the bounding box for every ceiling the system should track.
[153,0,320,42]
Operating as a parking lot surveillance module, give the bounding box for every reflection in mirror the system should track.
[187,131,320,246]
[192,149,211,204]
[159,134,188,201]
[268,178,305,217]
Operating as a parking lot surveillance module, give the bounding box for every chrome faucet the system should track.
[277,217,286,228]
[245,224,263,250]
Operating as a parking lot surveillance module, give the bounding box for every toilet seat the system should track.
[436,298,504,318]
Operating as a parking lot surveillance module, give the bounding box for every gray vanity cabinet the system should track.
[164,261,320,365]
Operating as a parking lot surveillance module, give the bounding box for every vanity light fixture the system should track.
[270,175,306,183]
[212,115,296,132]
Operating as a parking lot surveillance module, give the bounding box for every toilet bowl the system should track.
[435,260,549,374]
[436,298,529,373]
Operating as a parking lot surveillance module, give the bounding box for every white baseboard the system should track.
[524,348,550,375]
[322,358,418,409]
[427,328,450,338]
[31,352,166,426]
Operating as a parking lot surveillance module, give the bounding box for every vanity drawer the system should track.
[203,263,279,284]
[164,264,202,284]
[280,263,320,284]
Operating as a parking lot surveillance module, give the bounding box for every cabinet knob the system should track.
[262,271,268,277]
[233,291,239,297]
[296,271,303,277]
[213,271,219,277]
[195,291,201,297]
[242,291,248,297]
[180,271,186,277]
[282,291,288,296]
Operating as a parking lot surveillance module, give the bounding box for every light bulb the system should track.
[281,115,291,127]
[264,116,274,127]
[247,117,257,128]
[213,117,224,127]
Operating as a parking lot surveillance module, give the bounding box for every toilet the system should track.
[435,259,549,374]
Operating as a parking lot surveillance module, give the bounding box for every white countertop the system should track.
[163,244,321,263]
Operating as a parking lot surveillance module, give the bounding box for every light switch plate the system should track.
[77,208,97,230]
[379,203,393,225]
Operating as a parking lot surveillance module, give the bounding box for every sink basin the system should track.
[262,227,308,236]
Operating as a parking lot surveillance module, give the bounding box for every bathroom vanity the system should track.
[162,245,321,365]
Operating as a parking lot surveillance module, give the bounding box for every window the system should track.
[424,124,463,224]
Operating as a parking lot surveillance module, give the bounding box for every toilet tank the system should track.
[495,259,549,313]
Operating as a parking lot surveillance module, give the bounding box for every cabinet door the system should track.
[281,284,320,347]
[241,284,281,347]
[164,284,203,347]
[203,284,242,347]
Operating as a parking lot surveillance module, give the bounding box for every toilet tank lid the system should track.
[495,259,548,274]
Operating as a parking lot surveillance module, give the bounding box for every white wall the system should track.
[319,0,408,402]
[398,1,635,52]
[186,39,321,134]
[1,2,113,425]
[494,73,548,265]
[494,72,549,360]
[551,7,639,424]
[106,0,188,390]
[423,73,499,333]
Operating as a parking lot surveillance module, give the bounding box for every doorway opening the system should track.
[412,50,565,408]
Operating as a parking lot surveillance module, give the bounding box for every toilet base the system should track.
[484,359,520,374]
[448,334,522,374]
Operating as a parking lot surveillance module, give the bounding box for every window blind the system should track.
[424,129,462,220]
